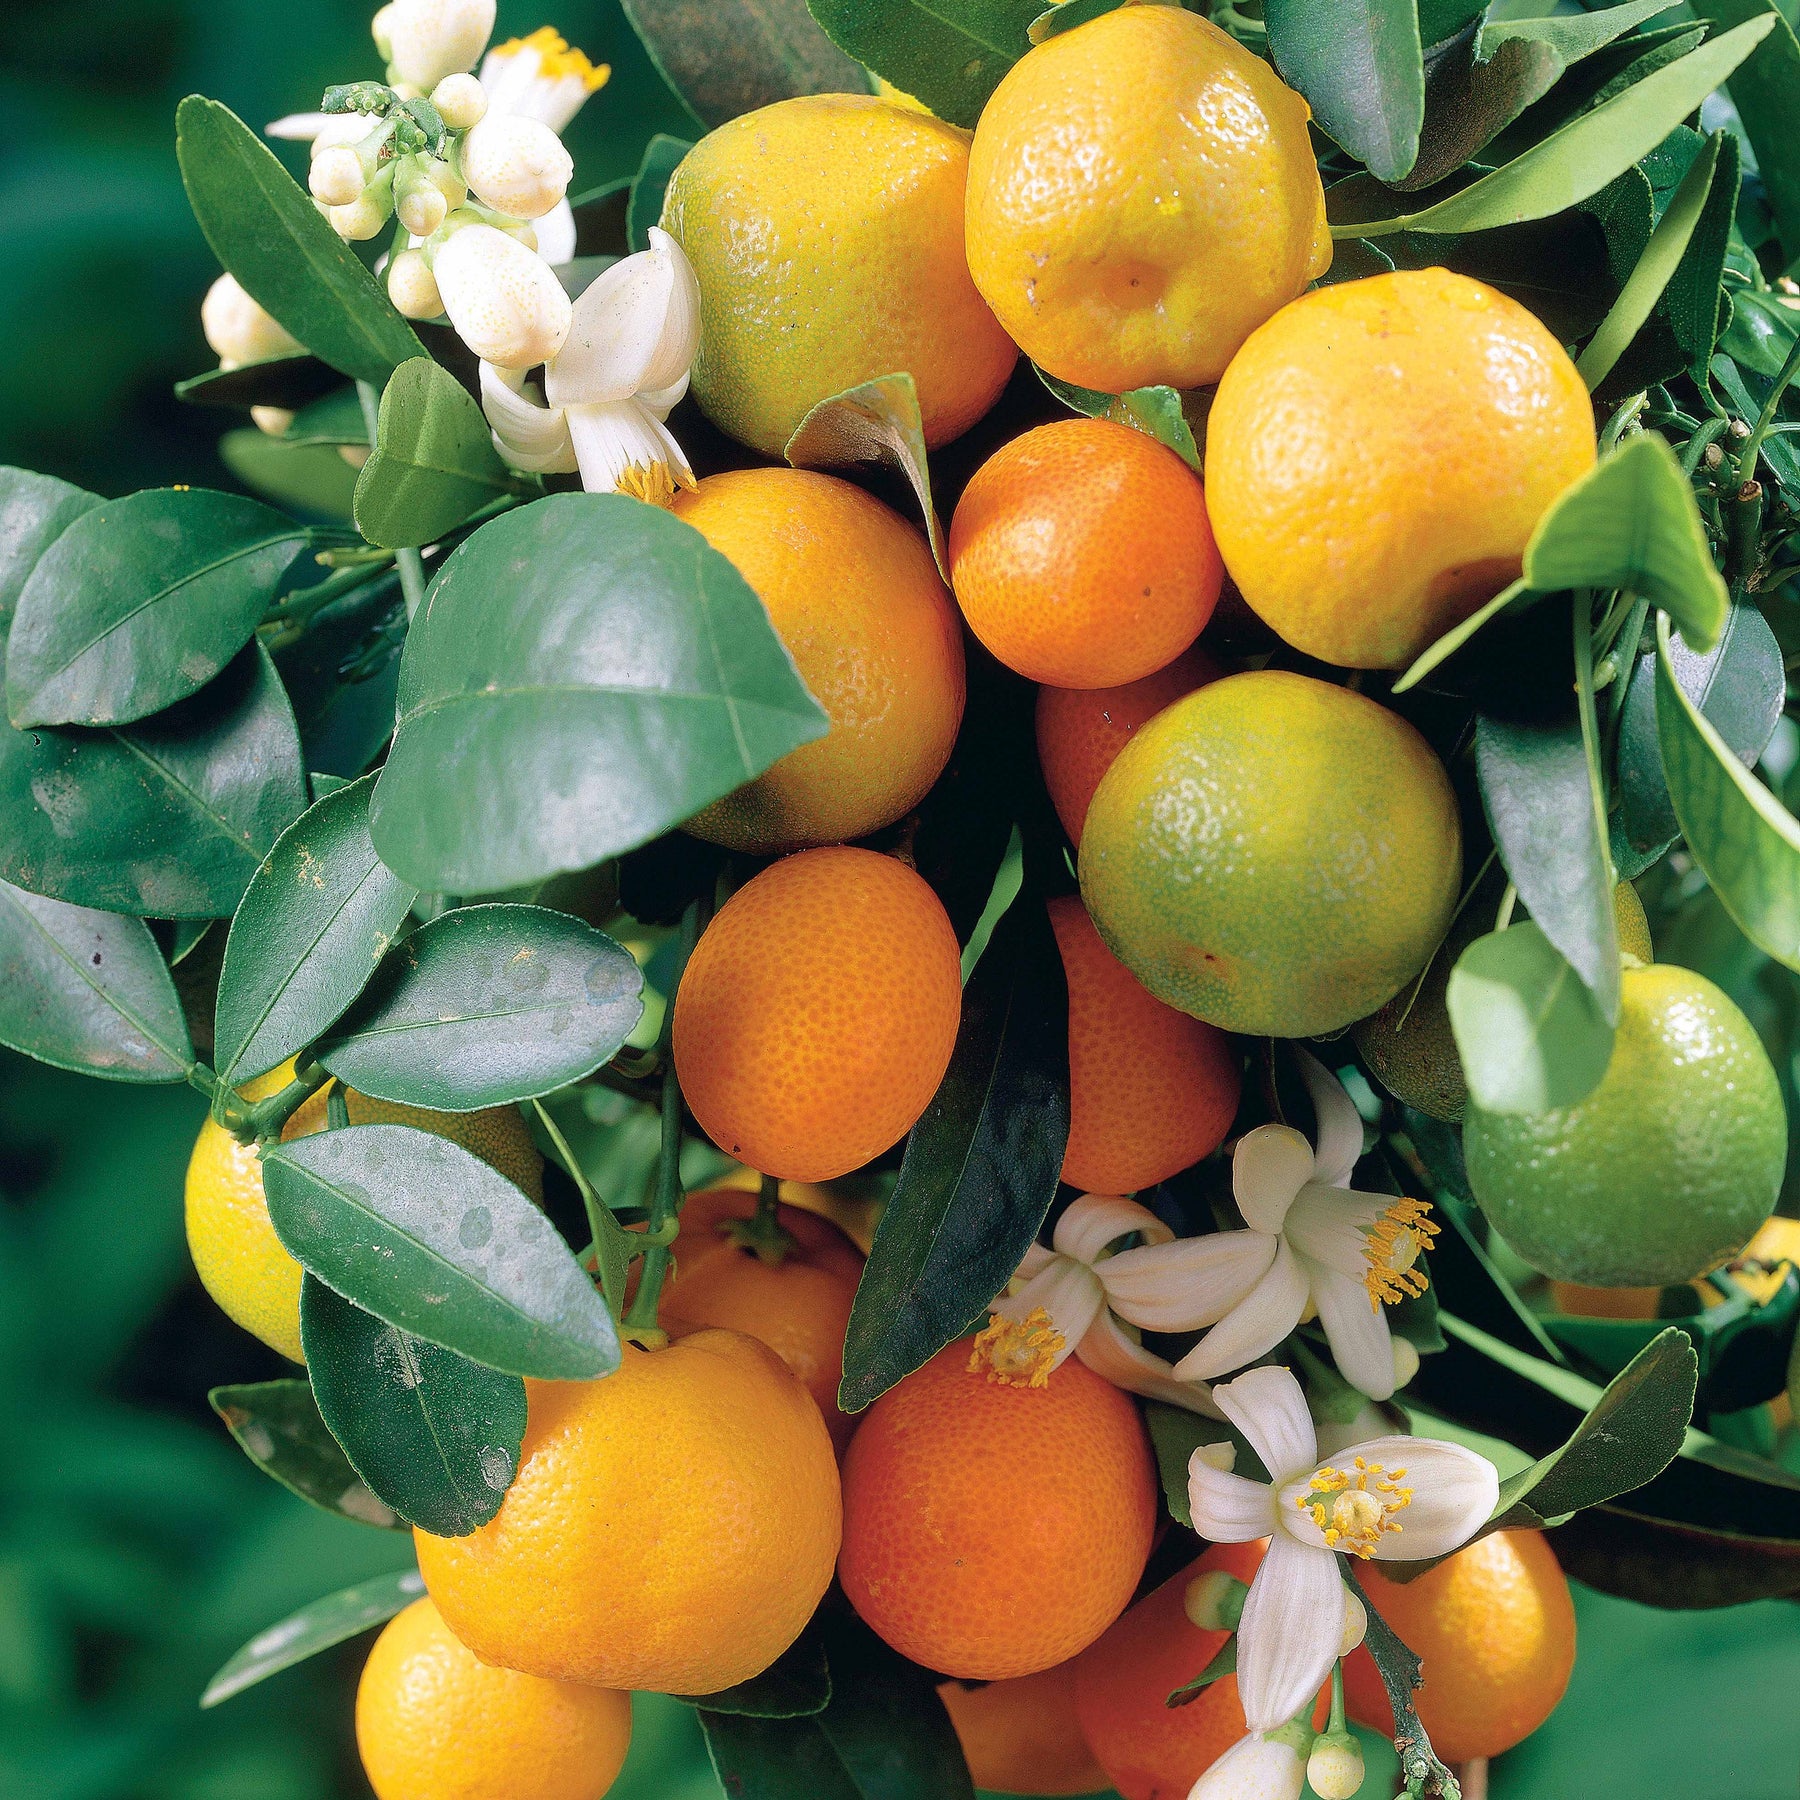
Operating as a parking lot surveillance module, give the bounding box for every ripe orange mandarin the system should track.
[672,847,962,1182]
[839,1336,1156,1681]
[938,1660,1111,1796]
[949,418,1222,689]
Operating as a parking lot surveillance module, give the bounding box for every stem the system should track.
[327,1085,351,1131]
[1329,1660,1348,1735]
[260,566,401,649]
[1598,390,1647,452]
[356,378,427,617]
[1736,333,1800,489]
[235,1058,330,1144]
[1573,596,1616,884]
[1494,883,1517,933]
[531,1096,608,1257]
[1680,415,1730,478]
[723,1170,799,1266]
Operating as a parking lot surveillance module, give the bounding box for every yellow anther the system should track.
[1363,1196,1440,1309]
[614,461,679,509]
[1294,1457,1413,1557]
[493,27,611,91]
[969,1306,1065,1388]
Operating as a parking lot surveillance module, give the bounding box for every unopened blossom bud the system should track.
[461,113,572,221]
[432,72,487,129]
[433,222,571,369]
[1339,1592,1367,1657]
[310,144,366,207]
[1188,1727,1306,1800]
[388,249,444,320]
[371,2,397,59]
[1306,1731,1365,1800]
[396,166,449,237]
[201,273,301,368]
[385,0,496,90]
[1184,1569,1249,1632]
[331,191,392,242]
[1392,1336,1420,1390]
[251,405,295,437]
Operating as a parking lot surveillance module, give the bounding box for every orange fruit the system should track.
[948,418,1222,689]
[1036,646,1223,847]
[1206,268,1596,669]
[1048,894,1239,1195]
[1343,1528,1576,1763]
[673,469,965,854]
[965,6,1329,392]
[416,1329,841,1695]
[355,1596,630,1800]
[938,1661,1111,1796]
[672,847,962,1182]
[838,1337,1156,1680]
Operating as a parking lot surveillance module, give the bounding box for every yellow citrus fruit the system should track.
[1206,268,1597,669]
[1465,963,1786,1286]
[938,1660,1110,1797]
[1550,1211,1800,1318]
[1080,671,1461,1037]
[355,1596,630,1800]
[965,6,1329,392]
[673,469,965,853]
[185,1068,544,1365]
[416,1328,841,1695]
[661,95,1017,456]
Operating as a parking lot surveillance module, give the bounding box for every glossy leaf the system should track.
[1693,0,1800,264]
[1145,1402,1261,1529]
[699,1712,864,1800]
[317,904,644,1109]
[218,428,359,523]
[212,774,419,1086]
[175,354,346,414]
[282,386,370,448]
[1266,0,1425,184]
[0,467,98,632]
[209,1378,401,1529]
[0,881,193,1082]
[273,568,405,782]
[300,1277,526,1536]
[1719,286,1798,380]
[1036,370,1203,470]
[673,1622,831,1717]
[1028,0,1123,43]
[8,488,307,728]
[263,1123,620,1379]
[175,96,427,386]
[370,494,828,892]
[628,134,693,253]
[1715,356,1800,493]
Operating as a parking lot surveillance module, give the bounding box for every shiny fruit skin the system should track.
[938,1661,1111,1796]
[838,1338,1156,1681]
[1049,894,1240,1194]
[966,7,1329,392]
[1205,268,1596,669]
[416,1329,841,1696]
[1551,1215,1800,1318]
[675,469,965,854]
[948,418,1222,689]
[1465,963,1785,1286]
[1080,671,1461,1038]
[661,95,1016,456]
[672,847,963,1182]
[1344,1530,1576,1763]
[356,1597,630,1800]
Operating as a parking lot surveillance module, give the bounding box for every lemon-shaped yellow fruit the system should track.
[1465,964,1785,1286]
[965,6,1329,393]
[661,95,1017,456]
[1079,671,1461,1037]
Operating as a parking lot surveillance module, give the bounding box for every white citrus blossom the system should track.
[1170,1053,1439,1400]
[201,274,301,368]
[1188,1365,1497,1734]
[461,112,573,219]
[478,27,610,133]
[378,0,496,92]
[433,222,572,368]
[1187,1724,1310,1800]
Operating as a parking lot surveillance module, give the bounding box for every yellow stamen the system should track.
[1294,1456,1413,1557]
[969,1306,1064,1388]
[1363,1196,1439,1310]
[614,461,679,509]
[493,27,611,91]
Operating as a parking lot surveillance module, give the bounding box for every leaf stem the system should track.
[356,378,428,618]
[1573,596,1616,884]
[235,1058,330,1145]
[1735,333,1800,489]
[1494,883,1517,933]
[1598,391,1647,453]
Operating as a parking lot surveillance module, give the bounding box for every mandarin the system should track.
[938,1660,1111,1796]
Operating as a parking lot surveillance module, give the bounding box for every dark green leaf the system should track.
[672,1618,831,1717]
[370,494,828,892]
[1343,1563,1458,1798]
[1033,370,1202,471]
[1266,0,1425,184]
[264,1123,620,1379]
[1715,356,1800,492]
[0,467,98,633]
[272,569,405,781]
[698,1712,865,1800]
[1418,0,1481,48]
[218,429,360,523]
[208,1379,401,1530]
[1692,0,1800,265]
[1145,1401,1263,1529]
[284,387,370,448]
[1028,0,1124,44]
[176,355,345,413]
[1166,1636,1237,1707]
[317,904,644,1109]
[1549,1502,1800,1607]
[213,774,419,1086]
[628,134,694,253]
[0,881,193,1082]
[8,488,306,728]
[175,96,427,386]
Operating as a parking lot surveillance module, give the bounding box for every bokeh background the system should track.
[2,3,1798,1796]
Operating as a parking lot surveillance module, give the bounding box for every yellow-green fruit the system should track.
[660,94,1018,456]
[1465,964,1785,1287]
[1079,671,1461,1037]
[1355,880,1653,1122]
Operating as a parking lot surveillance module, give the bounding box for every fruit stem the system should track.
[1328,1658,1347,1736]
[723,1172,800,1267]
[1571,596,1615,886]
[232,1058,331,1144]
[531,1096,634,1319]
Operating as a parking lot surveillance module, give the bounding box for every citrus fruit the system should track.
[1551,1214,1800,1318]
[938,1661,1110,1796]
[416,1328,841,1695]
[948,417,1222,689]
[672,847,962,1182]
[673,469,965,854]
[1355,879,1652,1123]
[1343,1529,1576,1763]
[185,1068,544,1364]
[1037,645,1223,847]
[355,1596,631,1800]
[838,1336,1156,1680]
[965,6,1329,392]
[1048,894,1239,1195]
[1205,268,1596,669]
[1079,671,1461,1037]
[661,95,1016,456]
[1464,963,1785,1286]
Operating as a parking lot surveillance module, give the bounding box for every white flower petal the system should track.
[266,111,332,142]
[1187,1457,1277,1543]
[386,0,496,89]
[1210,1363,1318,1483]
[1173,1238,1309,1386]
[435,224,571,370]
[1312,1402,1396,1462]
[1076,1310,1222,1416]
[1234,1532,1343,1733]
[637,369,690,420]
[479,362,575,471]
[1189,1731,1306,1800]
[1281,1185,1390,1281]
[462,113,572,220]
[997,1257,1105,1370]
[1053,1193,1172,1265]
[1101,1229,1276,1332]
[564,397,692,494]
[547,232,700,407]
[534,198,577,267]
[1296,1049,1365,1188]
[1310,1260,1397,1401]
[1233,1125,1315,1233]
[1356,1437,1498,1560]
[1015,1241,1057,1282]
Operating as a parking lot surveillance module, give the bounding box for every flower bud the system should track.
[330,191,392,242]
[251,405,295,437]
[388,249,444,320]
[1339,1591,1368,1657]
[1306,1731,1365,1800]
[433,223,571,369]
[1392,1336,1420,1390]
[371,3,397,59]
[385,0,497,90]
[396,167,449,237]
[1187,1731,1305,1800]
[432,72,487,129]
[461,114,573,221]
[1184,1570,1249,1633]
[201,273,302,367]
[310,144,366,207]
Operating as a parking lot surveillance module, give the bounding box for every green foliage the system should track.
[1266,0,1425,185]
[1693,0,1800,263]
[0,468,98,631]
[630,134,696,252]
[209,1381,401,1530]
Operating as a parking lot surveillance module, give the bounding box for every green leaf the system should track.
[370,494,828,893]
[176,354,345,414]
[263,1123,620,1379]
[218,429,360,523]
[1392,576,1535,694]
[282,386,371,448]
[299,1277,527,1535]
[212,774,420,1086]
[804,0,1041,130]
[1266,0,1425,184]
[175,96,427,386]
[839,893,1069,1412]
[1447,921,1616,1114]
[273,568,406,782]
[1715,355,1800,492]
[0,881,193,1082]
[1028,0,1125,44]
[200,1566,425,1708]
[316,904,644,1109]
[699,1712,865,1800]
[0,467,98,633]
[1691,0,1800,266]
[1034,369,1203,470]
[0,642,309,920]
[7,488,307,728]
[628,134,694,253]
[353,361,517,551]
[1145,1400,1264,1529]
[1720,286,1799,380]
[208,1379,402,1530]
[1166,1636,1237,1707]
[673,1622,832,1717]
[785,372,947,577]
